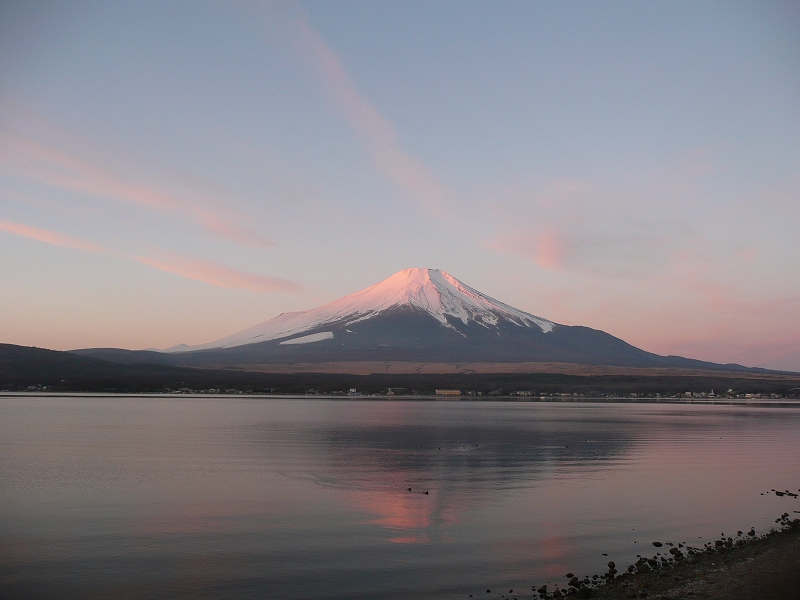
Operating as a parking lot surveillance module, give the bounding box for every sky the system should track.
[0,1,798,371]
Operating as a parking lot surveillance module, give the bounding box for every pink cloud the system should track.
[0,219,106,253]
[533,229,567,270]
[0,219,301,294]
[0,133,276,249]
[478,148,727,281]
[298,18,455,223]
[194,207,277,250]
[492,225,682,278]
[132,251,304,294]
[489,229,568,271]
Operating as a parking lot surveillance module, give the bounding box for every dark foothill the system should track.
[652,541,663,547]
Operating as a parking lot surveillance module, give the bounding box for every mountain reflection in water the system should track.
[1,397,799,600]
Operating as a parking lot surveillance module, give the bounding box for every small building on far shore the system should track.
[436,389,461,396]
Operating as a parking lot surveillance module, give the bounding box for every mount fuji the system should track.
[78,267,741,372]
[172,268,555,352]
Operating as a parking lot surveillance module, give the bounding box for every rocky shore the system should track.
[528,513,800,600]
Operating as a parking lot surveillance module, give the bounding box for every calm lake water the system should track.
[1,395,799,600]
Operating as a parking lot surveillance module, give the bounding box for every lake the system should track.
[1,395,799,599]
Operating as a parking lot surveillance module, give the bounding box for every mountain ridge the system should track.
[6,343,799,397]
[67,268,784,374]
[63,268,762,373]
[167,268,554,352]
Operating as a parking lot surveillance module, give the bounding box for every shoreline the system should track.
[528,515,800,600]
[3,390,800,403]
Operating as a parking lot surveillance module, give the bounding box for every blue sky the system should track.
[1,1,798,370]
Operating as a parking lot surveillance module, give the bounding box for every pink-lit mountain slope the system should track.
[124,268,746,371]
[170,268,554,352]
[71,268,763,372]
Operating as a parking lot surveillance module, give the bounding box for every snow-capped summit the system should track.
[341,268,554,332]
[74,268,748,371]
[174,268,554,351]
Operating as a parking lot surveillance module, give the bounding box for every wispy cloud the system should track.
[482,157,704,280]
[133,251,303,294]
[0,219,302,294]
[492,224,690,279]
[298,18,456,222]
[0,132,276,249]
[0,219,106,253]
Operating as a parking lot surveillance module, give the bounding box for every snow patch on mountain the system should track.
[279,331,334,345]
[169,268,555,352]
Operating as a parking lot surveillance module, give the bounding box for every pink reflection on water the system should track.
[344,481,467,545]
